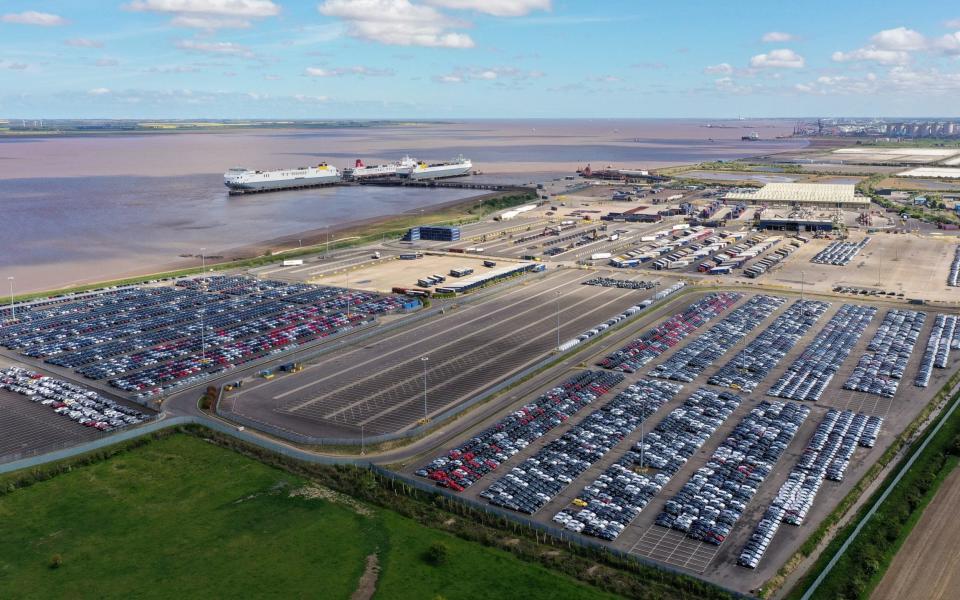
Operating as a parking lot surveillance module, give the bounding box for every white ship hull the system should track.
[224,164,342,193]
[349,164,399,179]
[408,158,473,180]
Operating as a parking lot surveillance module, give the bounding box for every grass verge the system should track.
[761,368,960,597]
[783,385,960,600]
[0,432,617,600]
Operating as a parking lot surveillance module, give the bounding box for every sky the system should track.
[1,0,960,119]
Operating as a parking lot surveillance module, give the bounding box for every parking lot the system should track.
[223,268,668,438]
[770,231,960,302]
[0,276,412,399]
[0,365,154,462]
[405,289,960,595]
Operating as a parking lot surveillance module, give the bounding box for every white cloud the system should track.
[174,39,255,58]
[433,66,541,83]
[125,0,279,16]
[713,77,754,94]
[423,0,550,17]
[1,11,66,26]
[88,88,112,95]
[305,65,395,77]
[761,31,796,43]
[126,0,278,29]
[170,15,252,28]
[293,94,329,103]
[749,48,804,69]
[589,74,622,83]
[703,62,733,75]
[831,47,910,65]
[318,0,474,48]
[935,32,960,56]
[0,60,30,70]
[147,64,201,72]
[96,58,120,67]
[65,38,105,48]
[871,27,927,51]
[946,19,960,29]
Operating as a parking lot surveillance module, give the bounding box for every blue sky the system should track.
[1,0,959,118]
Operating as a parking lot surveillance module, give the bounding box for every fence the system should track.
[368,464,756,600]
[217,273,694,447]
[0,413,751,600]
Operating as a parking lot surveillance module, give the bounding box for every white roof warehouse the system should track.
[724,183,870,209]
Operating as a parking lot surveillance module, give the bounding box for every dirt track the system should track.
[872,466,960,600]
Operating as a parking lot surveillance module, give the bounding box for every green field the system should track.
[0,435,616,600]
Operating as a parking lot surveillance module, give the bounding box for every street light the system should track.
[200,308,206,363]
[6,276,13,321]
[555,291,561,351]
[200,247,206,275]
[421,356,429,422]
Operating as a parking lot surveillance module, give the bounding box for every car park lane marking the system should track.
[273,269,595,402]
[629,526,720,574]
[319,279,640,425]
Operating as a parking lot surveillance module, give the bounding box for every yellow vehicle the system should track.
[572,498,588,507]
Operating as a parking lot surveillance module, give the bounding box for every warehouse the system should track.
[437,262,542,294]
[757,216,834,232]
[724,183,870,209]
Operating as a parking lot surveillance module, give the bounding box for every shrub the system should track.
[49,554,63,569]
[423,541,449,566]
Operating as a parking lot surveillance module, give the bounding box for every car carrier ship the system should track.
[344,156,417,179]
[408,155,473,180]
[223,163,342,194]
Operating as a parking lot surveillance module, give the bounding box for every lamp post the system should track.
[421,356,429,422]
[555,291,561,351]
[200,247,206,275]
[6,277,13,321]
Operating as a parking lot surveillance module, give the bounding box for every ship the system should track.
[407,155,472,180]
[741,132,760,141]
[223,163,342,194]
[345,156,417,179]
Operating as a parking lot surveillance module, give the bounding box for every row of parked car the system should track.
[656,401,809,546]
[582,277,659,290]
[843,309,925,398]
[739,410,881,569]
[598,292,743,373]
[810,237,871,266]
[768,304,876,402]
[915,314,957,388]
[417,370,624,491]
[949,246,960,287]
[649,295,785,383]
[0,367,148,431]
[709,300,829,393]
[2,276,410,396]
[482,379,682,514]
[553,388,742,541]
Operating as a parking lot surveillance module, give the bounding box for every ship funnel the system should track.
[355,159,364,168]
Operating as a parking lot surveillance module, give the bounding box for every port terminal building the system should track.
[403,226,462,242]
[724,183,870,210]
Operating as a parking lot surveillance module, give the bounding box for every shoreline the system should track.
[8,187,535,301]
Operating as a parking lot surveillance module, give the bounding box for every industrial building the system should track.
[724,183,870,209]
[403,225,462,242]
